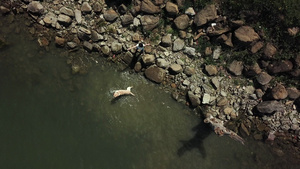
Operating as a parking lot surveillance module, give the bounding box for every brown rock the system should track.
[228,60,244,76]
[103,9,118,22]
[217,33,233,47]
[256,72,272,85]
[174,14,189,30]
[141,15,160,31]
[205,65,218,76]
[144,66,166,83]
[217,97,228,107]
[194,4,217,27]
[271,83,288,100]
[141,0,160,14]
[264,43,277,59]
[244,62,262,77]
[55,36,65,47]
[268,60,293,74]
[251,41,264,53]
[234,26,260,43]
[165,2,179,15]
[256,100,284,114]
[287,87,300,100]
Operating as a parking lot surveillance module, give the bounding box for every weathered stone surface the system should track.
[185,7,195,16]
[144,66,166,83]
[244,62,262,77]
[251,41,264,53]
[188,91,200,107]
[194,4,217,27]
[169,64,183,74]
[287,87,300,100]
[271,83,288,100]
[166,2,179,15]
[172,38,185,52]
[228,60,244,76]
[81,2,92,13]
[111,42,122,53]
[55,36,65,47]
[83,41,93,52]
[174,14,189,30]
[120,14,134,26]
[205,65,218,76]
[74,9,82,24]
[77,27,91,41]
[268,60,293,74]
[211,77,220,89]
[91,30,103,42]
[161,34,172,47]
[140,15,160,31]
[256,72,272,85]
[57,14,72,26]
[43,12,57,27]
[103,9,118,22]
[202,93,211,104]
[0,6,10,14]
[27,1,44,15]
[122,51,133,65]
[217,33,233,47]
[264,43,277,59]
[234,26,260,43]
[184,66,195,76]
[141,0,160,14]
[101,46,110,55]
[217,97,228,106]
[93,2,103,13]
[294,53,300,68]
[212,46,221,59]
[60,7,74,17]
[184,47,196,57]
[142,54,155,65]
[156,58,170,68]
[256,101,284,115]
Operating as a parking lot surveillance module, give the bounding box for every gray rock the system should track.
[91,30,103,42]
[264,43,277,59]
[81,2,92,13]
[111,42,122,53]
[141,15,160,31]
[83,41,93,52]
[194,4,217,27]
[184,47,196,57]
[77,27,91,41]
[74,9,82,24]
[0,6,10,14]
[101,46,110,55]
[256,101,284,115]
[93,2,103,13]
[27,1,44,15]
[173,38,185,52]
[67,42,78,49]
[213,46,221,59]
[174,14,189,30]
[169,64,183,74]
[57,14,72,26]
[60,7,74,17]
[156,58,170,68]
[161,34,172,47]
[43,12,57,27]
[256,72,272,85]
[211,77,220,89]
[205,65,218,76]
[121,14,134,26]
[202,93,211,104]
[104,9,119,22]
[144,66,166,83]
[188,91,200,107]
[184,66,195,76]
[122,51,133,65]
[142,54,156,65]
[228,60,244,76]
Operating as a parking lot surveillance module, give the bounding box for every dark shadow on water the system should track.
[177,121,212,158]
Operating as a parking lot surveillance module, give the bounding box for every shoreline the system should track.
[1,0,299,161]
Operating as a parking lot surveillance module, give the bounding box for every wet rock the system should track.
[172,38,185,52]
[27,1,44,15]
[184,66,195,76]
[234,26,260,43]
[287,87,300,100]
[165,2,179,16]
[81,2,92,14]
[194,4,217,27]
[264,43,277,59]
[55,36,65,47]
[271,83,288,100]
[103,9,118,22]
[183,47,196,57]
[156,58,170,68]
[228,60,244,76]
[188,91,200,107]
[256,100,284,115]
[140,15,160,31]
[205,65,218,76]
[83,41,93,52]
[60,7,74,17]
[57,14,72,26]
[169,64,183,74]
[111,42,122,53]
[142,54,155,66]
[256,72,272,85]
[141,0,160,14]
[72,64,80,74]
[161,34,172,47]
[174,14,189,30]
[144,66,166,83]
[74,9,82,24]
[268,60,293,74]
[239,123,250,136]
[120,14,134,26]
[251,41,264,53]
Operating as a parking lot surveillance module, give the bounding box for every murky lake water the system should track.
[0,15,298,169]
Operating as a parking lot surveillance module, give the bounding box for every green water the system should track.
[0,15,298,169]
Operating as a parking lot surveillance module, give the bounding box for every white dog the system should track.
[113,86,135,98]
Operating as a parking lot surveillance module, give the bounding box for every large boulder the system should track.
[256,72,272,85]
[57,14,72,26]
[174,14,189,30]
[255,101,284,115]
[169,64,183,74]
[120,14,134,26]
[141,0,160,14]
[194,4,217,27]
[140,15,160,31]
[142,54,156,65]
[103,9,118,22]
[172,38,185,52]
[144,66,165,83]
[60,7,74,17]
[234,26,260,43]
[165,2,179,16]
[111,42,122,53]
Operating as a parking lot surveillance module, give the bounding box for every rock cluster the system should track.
[2,0,300,152]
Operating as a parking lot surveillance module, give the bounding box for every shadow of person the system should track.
[129,51,143,69]
[177,121,212,158]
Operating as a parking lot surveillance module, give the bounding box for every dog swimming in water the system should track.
[113,86,135,98]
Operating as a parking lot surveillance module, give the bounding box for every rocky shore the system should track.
[1,0,300,159]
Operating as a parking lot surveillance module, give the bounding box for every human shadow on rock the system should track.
[177,121,212,158]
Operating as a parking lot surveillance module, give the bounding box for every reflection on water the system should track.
[0,14,299,169]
